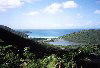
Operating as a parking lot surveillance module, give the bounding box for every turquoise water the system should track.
[17,29,84,45]
[19,29,82,38]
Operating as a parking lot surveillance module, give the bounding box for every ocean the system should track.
[18,29,83,38]
[16,29,84,45]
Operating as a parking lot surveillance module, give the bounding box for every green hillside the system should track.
[60,29,100,44]
[1,25,100,68]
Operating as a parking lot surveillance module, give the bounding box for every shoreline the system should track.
[28,36,58,38]
[29,37,80,46]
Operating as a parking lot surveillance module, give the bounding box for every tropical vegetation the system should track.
[0,25,100,68]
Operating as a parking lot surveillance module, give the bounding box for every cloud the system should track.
[62,1,78,8]
[44,3,62,14]
[35,23,61,28]
[64,21,97,29]
[0,0,78,14]
[94,10,100,14]
[13,22,62,29]
[0,0,40,12]
[76,13,83,18]
[0,0,22,11]
[22,0,41,3]
[24,11,39,16]
[43,1,78,14]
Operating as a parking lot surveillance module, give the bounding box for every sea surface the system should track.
[18,29,83,38]
[17,29,84,46]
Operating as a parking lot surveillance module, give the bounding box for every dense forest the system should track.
[0,25,100,68]
[60,29,100,44]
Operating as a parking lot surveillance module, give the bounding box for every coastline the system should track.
[29,37,80,46]
[28,36,58,38]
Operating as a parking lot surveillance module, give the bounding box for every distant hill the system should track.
[60,29,100,44]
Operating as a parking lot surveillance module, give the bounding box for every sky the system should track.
[0,0,100,29]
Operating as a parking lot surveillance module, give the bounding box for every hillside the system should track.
[0,25,67,57]
[60,29,100,44]
[1,25,100,68]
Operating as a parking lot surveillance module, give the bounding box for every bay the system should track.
[17,29,84,46]
[18,29,82,38]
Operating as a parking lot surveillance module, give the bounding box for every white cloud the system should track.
[0,0,40,12]
[94,10,100,14]
[13,22,62,29]
[0,0,22,11]
[43,1,78,14]
[64,21,94,29]
[44,3,62,14]
[24,11,39,16]
[62,1,78,8]
[76,13,83,18]
[21,0,41,3]
[35,23,61,28]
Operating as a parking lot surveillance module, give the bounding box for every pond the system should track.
[48,39,80,46]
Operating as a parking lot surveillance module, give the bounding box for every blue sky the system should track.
[0,0,100,29]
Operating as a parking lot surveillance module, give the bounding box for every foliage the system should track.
[1,26,100,68]
[0,25,28,38]
[0,45,21,68]
[60,29,100,44]
[1,43,100,68]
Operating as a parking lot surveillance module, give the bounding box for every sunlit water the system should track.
[17,29,83,46]
[18,29,82,38]
[48,39,80,46]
